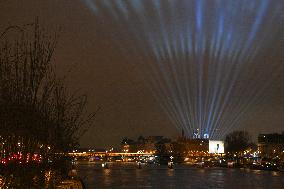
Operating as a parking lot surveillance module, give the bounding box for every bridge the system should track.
[68,152,155,157]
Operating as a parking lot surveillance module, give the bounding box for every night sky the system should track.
[1,1,283,148]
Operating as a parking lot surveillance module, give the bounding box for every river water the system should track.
[75,162,284,189]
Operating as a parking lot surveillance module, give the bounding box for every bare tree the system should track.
[225,130,253,154]
[0,20,99,163]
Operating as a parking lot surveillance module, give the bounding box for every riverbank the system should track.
[0,159,72,188]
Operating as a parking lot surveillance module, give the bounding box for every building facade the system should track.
[258,132,284,160]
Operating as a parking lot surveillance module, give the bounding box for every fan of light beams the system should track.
[83,0,283,139]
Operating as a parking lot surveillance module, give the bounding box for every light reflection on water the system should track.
[103,169,112,186]
[76,162,284,189]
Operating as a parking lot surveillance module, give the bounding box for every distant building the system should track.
[174,136,209,156]
[121,138,136,153]
[121,136,171,153]
[258,132,284,160]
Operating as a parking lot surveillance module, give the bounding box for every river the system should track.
[75,162,284,189]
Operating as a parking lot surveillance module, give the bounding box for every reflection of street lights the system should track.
[168,156,174,169]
